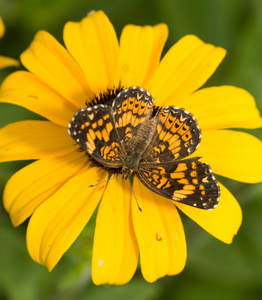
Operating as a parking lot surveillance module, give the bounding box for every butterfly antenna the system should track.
[128,177,142,212]
[88,174,124,187]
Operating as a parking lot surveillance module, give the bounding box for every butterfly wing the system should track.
[137,158,220,209]
[141,106,201,163]
[112,87,154,156]
[68,104,124,168]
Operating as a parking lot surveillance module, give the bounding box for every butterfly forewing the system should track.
[141,106,201,164]
[68,105,124,168]
[112,87,154,155]
[137,158,220,209]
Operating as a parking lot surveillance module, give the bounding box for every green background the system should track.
[0,0,262,299]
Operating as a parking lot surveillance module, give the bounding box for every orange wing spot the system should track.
[175,163,188,172]
[159,112,167,122]
[122,112,127,126]
[172,192,187,200]
[157,177,168,189]
[117,117,123,127]
[178,178,189,184]
[98,118,103,126]
[86,137,95,151]
[192,162,197,169]
[89,113,94,120]
[85,122,90,127]
[125,127,132,134]
[101,128,109,142]
[103,114,110,120]
[171,120,182,133]
[168,140,181,151]
[157,124,162,134]
[128,97,135,109]
[81,124,85,130]
[131,114,137,126]
[89,129,96,140]
[170,172,185,179]
[163,132,173,142]
[175,190,194,195]
[182,131,192,141]
[199,184,204,190]
[122,100,128,111]
[178,124,189,135]
[165,117,174,130]
[168,134,179,145]
[126,111,132,125]
[106,122,113,134]
[156,166,166,174]
[152,174,159,182]
[95,130,102,140]
[92,122,97,129]
[101,146,111,157]
[183,185,196,191]
[153,147,161,154]
[142,172,150,178]
[164,181,172,189]
[201,190,206,195]
[190,171,197,177]
[159,129,166,141]
[192,178,198,184]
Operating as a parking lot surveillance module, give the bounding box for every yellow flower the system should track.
[0,17,19,68]
[1,11,262,284]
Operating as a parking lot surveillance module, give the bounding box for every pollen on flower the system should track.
[98,259,104,266]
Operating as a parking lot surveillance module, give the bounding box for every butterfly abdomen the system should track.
[125,118,157,169]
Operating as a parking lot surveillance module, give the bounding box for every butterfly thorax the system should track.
[121,117,157,179]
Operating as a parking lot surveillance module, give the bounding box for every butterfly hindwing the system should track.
[137,158,220,209]
[68,104,124,168]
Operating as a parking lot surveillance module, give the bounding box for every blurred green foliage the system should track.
[0,0,262,299]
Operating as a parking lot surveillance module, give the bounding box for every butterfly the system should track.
[68,87,220,210]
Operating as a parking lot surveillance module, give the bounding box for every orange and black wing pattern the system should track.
[141,106,201,163]
[112,87,154,156]
[68,104,124,168]
[137,157,220,209]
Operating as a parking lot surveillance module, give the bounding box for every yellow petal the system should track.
[0,55,19,68]
[3,151,87,226]
[20,30,91,107]
[0,120,77,162]
[179,86,262,130]
[148,35,226,105]
[26,167,107,271]
[64,11,120,96]
[132,178,186,283]
[0,71,77,127]
[120,23,168,88]
[92,177,139,285]
[0,17,5,38]
[176,183,242,244]
[195,130,262,183]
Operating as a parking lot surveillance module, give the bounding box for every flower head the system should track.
[0,17,19,68]
[0,11,262,284]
